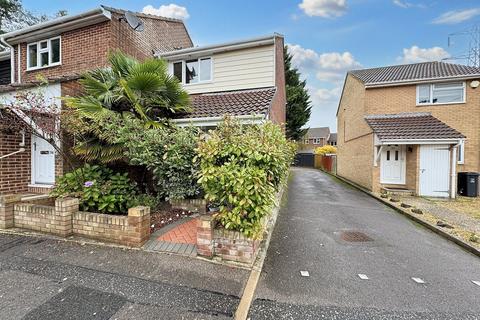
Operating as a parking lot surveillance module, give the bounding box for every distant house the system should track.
[337,61,479,198]
[328,133,337,146]
[300,127,331,153]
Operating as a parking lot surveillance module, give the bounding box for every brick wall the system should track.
[196,214,260,265]
[269,36,286,127]
[13,198,78,237]
[16,22,111,83]
[0,195,150,247]
[72,206,150,247]
[0,121,31,194]
[336,75,373,190]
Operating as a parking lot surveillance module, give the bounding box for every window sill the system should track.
[416,101,466,107]
[183,80,213,86]
[26,63,62,72]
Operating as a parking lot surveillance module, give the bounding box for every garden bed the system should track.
[150,203,195,233]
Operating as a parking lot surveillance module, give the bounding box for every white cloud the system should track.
[287,43,362,130]
[392,0,426,9]
[299,0,348,18]
[432,8,480,25]
[398,45,450,64]
[142,4,190,20]
[288,44,361,83]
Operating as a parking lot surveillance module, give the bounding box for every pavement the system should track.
[249,167,480,320]
[0,233,249,320]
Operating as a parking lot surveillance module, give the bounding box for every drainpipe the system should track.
[0,131,25,160]
[450,142,460,199]
[0,36,15,83]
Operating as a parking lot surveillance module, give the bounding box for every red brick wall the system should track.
[0,121,31,194]
[269,36,286,127]
[109,12,193,60]
[16,22,111,83]
[12,13,193,84]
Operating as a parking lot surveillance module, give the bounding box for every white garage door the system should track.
[419,145,450,197]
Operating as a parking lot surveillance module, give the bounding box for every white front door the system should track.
[380,145,406,185]
[32,135,55,185]
[419,145,451,197]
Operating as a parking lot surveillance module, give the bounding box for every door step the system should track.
[381,187,415,197]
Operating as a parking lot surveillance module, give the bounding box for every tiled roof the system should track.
[350,61,480,85]
[365,112,465,140]
[180,87,276,119]
[328,133,337,143]
[305,127,330,139]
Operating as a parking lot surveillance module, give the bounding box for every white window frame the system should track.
[313,138,322,145]
[171,57,213,85]
[416,81,466,106]
[26,36,62,71]
[457,140,465,164]
[304,139,309,144]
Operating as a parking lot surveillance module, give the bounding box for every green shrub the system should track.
[196,118,296,238]
[51,164,138,214]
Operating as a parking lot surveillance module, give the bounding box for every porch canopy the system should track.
[365,112,465,146]
[171,87,276,127]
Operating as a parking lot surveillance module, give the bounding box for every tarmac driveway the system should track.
[250,167,480,319]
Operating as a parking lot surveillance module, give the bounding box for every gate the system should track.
[294,153,315,167]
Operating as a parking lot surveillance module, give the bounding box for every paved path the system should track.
[143,217,197,256]
[0,232,248,319]
[249,168,480,319]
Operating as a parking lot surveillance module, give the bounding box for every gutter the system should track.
[156,34,280,59]
[171,114,266,127]
[364,75,480,88]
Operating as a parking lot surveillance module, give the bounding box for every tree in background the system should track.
[0,0,67,34]
[284,46,312,141]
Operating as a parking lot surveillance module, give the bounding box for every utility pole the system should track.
[446,25,480,67]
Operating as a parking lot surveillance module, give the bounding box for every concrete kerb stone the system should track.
[332,171,480,259]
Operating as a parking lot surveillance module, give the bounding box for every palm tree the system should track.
[65,51,191,163]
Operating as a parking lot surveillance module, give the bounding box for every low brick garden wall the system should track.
[0,195,150,247]
[197,215,261,265]
[170,198,207,215]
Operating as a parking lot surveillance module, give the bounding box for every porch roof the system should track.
[177,87,276,119]
[365,112,465,142]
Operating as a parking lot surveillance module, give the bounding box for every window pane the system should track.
[433,82,463,90]
[395,150,399,161]
[28,44,37,68]
[432,88,463,103]
[386,150,390,161]
[173,62,182,82]
[458,143,463,162]
[185,59,199,84]
[200,58,211,81]
[40,52,49,67]
[418,85,430,104]
[40,41,48,49]
[51,38,60,63]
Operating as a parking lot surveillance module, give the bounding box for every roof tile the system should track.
[179,87,276,119]
[350,61,480,85]
[365,112,465,140]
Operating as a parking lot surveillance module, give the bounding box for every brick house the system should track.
[299,127,331,153]
[0,6,286,195]
[337,61,480,198]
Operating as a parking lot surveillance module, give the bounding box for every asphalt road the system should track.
[0,233,249,320]
[250,167,480,320]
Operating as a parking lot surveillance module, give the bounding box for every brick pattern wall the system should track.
[337,75,373,190]
[196,214,260,265]
[170,198,207,215]
[73,206,150,247]
[0,122,31,194]
[13,198,78,237]
[109,12,193,60]
[269,36,286,126]
[16,22,111,83]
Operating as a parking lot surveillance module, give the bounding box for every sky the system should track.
[22,0,480,131]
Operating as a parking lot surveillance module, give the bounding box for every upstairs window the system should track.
[313,138,322,145]
[27,37,61,70]
[171,57,212,84]
[417,82,465,105]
